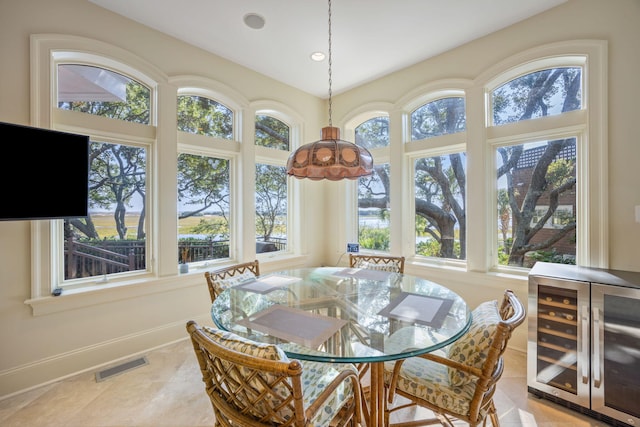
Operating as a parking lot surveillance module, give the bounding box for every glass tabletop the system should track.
[210,267,471,363]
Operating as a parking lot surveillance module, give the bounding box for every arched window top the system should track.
[57,64,151,125]
[177,94,233,139]
[491,67,582,126]
[355,116,389,149]
[255,114,290,150]
[410,97,466,141]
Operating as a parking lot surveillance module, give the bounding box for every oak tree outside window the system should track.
[177,95,233,139]
[255,114,289,150]
[411,97,465,140]
[414,153,467,260]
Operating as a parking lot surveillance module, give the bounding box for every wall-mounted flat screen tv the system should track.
[0,121,90,221]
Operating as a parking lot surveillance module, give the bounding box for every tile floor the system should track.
[0,339,611,427]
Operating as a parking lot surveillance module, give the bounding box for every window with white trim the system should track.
[491,66,581,267]
[31,44,159,296]
[176,93,236,268]
[255,111,294,255]
[355,116,390,251]
[408,96,467,262]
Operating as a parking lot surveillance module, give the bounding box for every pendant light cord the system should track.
[327,0,333,128]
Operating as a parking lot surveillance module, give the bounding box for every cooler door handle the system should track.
[581,304,589,384]
[592,306,601,388]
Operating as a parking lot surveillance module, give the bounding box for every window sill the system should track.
[25,274,202,316]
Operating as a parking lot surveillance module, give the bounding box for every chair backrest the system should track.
[204,260,260,302]
[349,254,405,273]
[467,289,526,422]
[186,320,308,427]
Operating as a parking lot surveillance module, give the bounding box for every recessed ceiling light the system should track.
[243,13,265,30]
[310,52,325,61]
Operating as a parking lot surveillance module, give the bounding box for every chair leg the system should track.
[436,413,456,427]
[487,401,500,427]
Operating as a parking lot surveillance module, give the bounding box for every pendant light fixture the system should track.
[286,0,374,181]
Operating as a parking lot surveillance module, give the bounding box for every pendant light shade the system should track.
[286,0,374,181]
[286,126,373,181]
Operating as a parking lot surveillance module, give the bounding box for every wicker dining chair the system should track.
[383,289,526,427]
[204,260,260,303]
[186,320,363,427]
[349,254,405,274]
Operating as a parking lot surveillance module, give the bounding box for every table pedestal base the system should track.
[363,362,386,427]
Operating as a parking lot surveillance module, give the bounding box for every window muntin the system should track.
[355,116,389,149]
[177,95,233,139]
[57,64,151,125]
[414,152,467,260]
[491,67,582,126]
[177,153,231,266]
[358,163,390,251]
[255,163,288,253]
[411,97,465,141]
[496,138,577,267]
[255,115,290,150]
[64,140,148,281]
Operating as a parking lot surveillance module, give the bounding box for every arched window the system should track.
[57,65,152,281]
[409,95,467,262]
[490,67,582,267]
[175,86,241,269]
[355,116,390,251]
[254,111,293,255]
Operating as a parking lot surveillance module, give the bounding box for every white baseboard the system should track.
[0,313,211,400]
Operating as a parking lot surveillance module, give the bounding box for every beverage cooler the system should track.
[528,262,640,427]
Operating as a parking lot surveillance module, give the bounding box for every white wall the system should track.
[328,0,640,354]
[338,0,640,275]
[0,0,327,398]
[1,0,639,399]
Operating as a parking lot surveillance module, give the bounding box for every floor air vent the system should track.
[95,356,148,382]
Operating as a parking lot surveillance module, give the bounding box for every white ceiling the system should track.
[89,0,566,98]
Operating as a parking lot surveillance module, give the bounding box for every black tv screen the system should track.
[0,121,90,221]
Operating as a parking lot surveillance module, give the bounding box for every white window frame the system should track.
[173,79,245,270]
[398,84,470,268]
[253,102,302,260]
[343,107,394,256]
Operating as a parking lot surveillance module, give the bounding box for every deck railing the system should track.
[64,236,286,279]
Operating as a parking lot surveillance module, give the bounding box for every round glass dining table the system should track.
[210,266,471,427]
